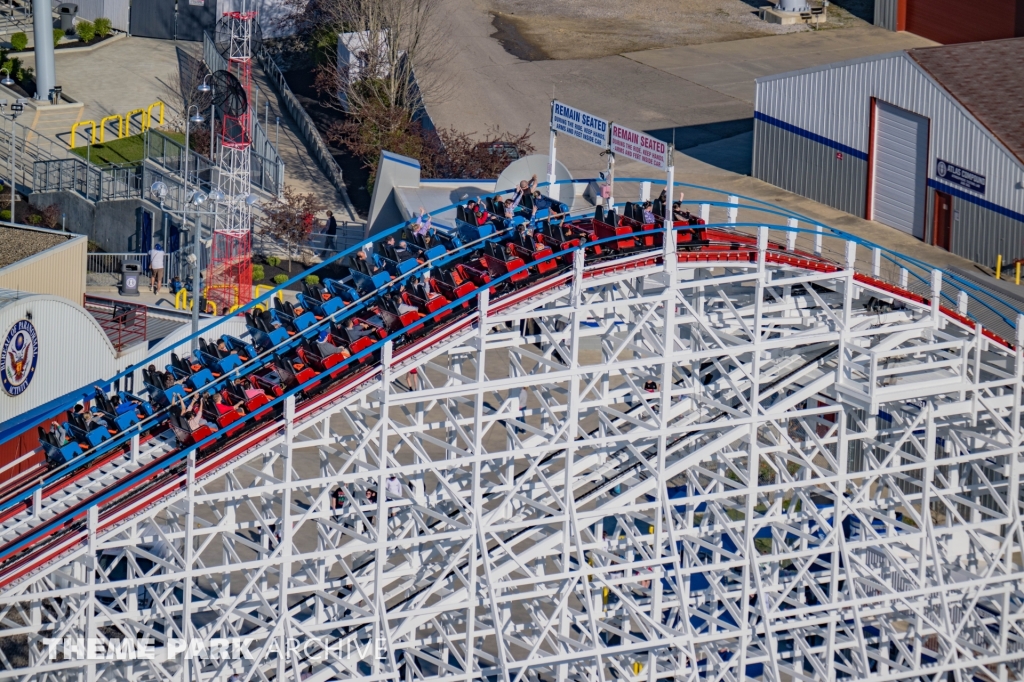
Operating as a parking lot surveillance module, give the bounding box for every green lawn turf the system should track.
[71,131,187,166]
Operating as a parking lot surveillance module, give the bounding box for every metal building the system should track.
[873,0,1024,43]
[753,37,1024,268]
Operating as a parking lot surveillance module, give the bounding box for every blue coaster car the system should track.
[324,278,359,303]
[457,219,495,245]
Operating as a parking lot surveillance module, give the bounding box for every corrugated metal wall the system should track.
[755,53,1024,217]
[754,52,1024,267]
[0,234,86,303]
[922,187,1024,266]
[874,0,899,31]
[907,0,1019,44]
[752,118,867,218]
[75,0,131,33]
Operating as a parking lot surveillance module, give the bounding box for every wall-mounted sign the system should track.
[551,101,609,149]
[936,159,985,195]
[1,320,38,396]
[610,123,670,170]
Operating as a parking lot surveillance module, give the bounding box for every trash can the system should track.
[119,259,141,297]
[58,4,78,32]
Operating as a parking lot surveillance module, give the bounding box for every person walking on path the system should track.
[148,243,165,294]
[320,210,338,257]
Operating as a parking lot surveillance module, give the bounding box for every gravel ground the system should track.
[488,0,874,60]
[0,227,71,270]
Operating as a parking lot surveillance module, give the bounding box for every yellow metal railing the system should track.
[99,114,122,144]
[73,100,166,150]
[147,101,164,127]
[124,108,147,137]
[70,120,97,148]
[254,284,283,304]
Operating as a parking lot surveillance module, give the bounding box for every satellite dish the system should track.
[494,155,574,208]
[211,70,247,118]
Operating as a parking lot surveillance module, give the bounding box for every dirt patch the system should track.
[490,13,549,61]
[486,0,871,60]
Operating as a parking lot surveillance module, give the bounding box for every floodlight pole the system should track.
[184,105,203,350]
[8,104,21,222]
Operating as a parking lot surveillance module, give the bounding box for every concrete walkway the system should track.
[422,0,935,178]
[250,65,358,222]
[20,37,184,143]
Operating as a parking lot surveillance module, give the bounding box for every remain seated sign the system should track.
[610,124,670,170]
[551,101,609,149]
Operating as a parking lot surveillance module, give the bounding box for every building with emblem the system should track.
[0,225,246,471]
[752,37,1024,269]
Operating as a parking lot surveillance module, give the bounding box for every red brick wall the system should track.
[906,0,1021,44]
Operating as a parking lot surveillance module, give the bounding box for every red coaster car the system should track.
[594,216,636,251]
[430,274,475,309]
[403,291,452,324]
[481,253,529,283]
[457,263,494,295]
[537,229,581,264]
[509,241,557,275]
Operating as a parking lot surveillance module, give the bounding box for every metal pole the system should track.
[9,116,14,222]
[209,103,215,162]
[31,0,55,101]
[606,151,615,210]
[275,116,279,152]
[192,209,201,347]
[184,113,201,350]
[546,121,558,202]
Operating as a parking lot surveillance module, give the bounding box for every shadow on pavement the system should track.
[646,119,753,175]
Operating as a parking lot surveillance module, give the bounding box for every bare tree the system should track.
[298,0,450,118]
[326,102,534,189]
[261,186,327,270]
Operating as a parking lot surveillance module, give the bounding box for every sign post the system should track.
[546,123,558,202]
[606,151,615,211]
[550,100,610,207]
[664,150,674,256]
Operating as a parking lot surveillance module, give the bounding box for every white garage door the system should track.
[871,101,928,238]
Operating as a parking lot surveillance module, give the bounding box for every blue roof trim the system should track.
[755,111,868,161]
[928,179,1024,223]
[381,151,421,169]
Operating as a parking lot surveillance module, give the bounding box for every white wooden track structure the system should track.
[2,182,1024,682]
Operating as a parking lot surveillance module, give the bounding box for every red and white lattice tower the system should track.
[206,10,257,313]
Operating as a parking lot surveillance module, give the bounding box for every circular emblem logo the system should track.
[126,276,137,288]
[937,161,947,178]
[1,320,38,396]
